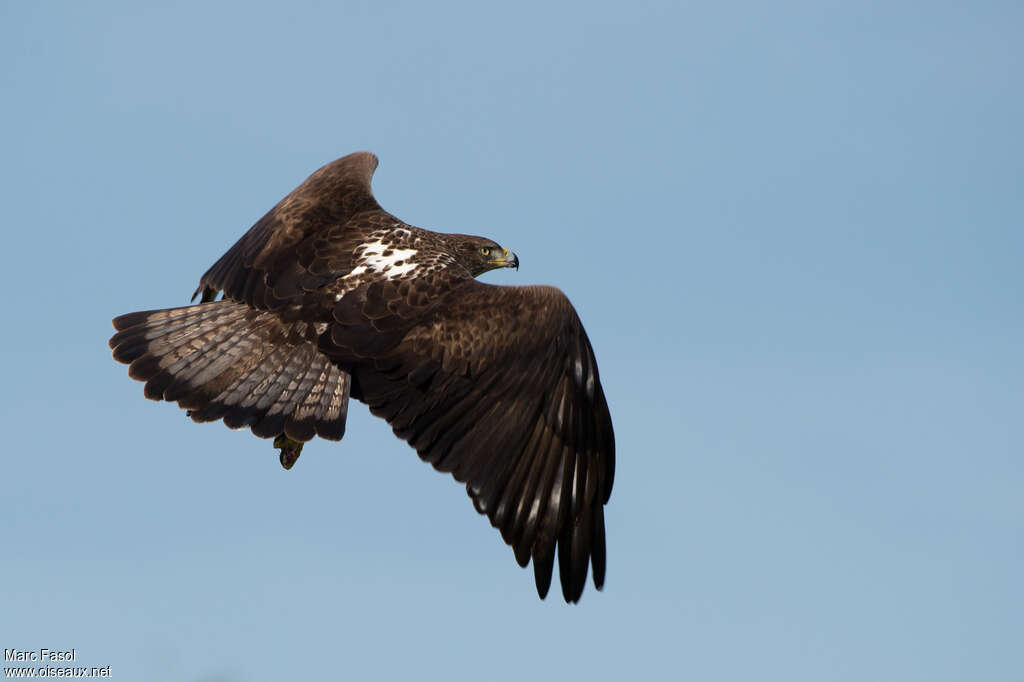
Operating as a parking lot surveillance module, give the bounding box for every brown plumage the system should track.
[109,152,614,602]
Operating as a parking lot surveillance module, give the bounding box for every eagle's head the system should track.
[449,235,519,277]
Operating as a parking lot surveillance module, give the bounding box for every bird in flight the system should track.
[109,152,614,602]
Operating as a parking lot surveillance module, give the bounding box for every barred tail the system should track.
[109,301,349,442]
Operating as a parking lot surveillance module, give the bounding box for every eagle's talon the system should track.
[274,434,304,470]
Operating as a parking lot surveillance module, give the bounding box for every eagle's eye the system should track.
[480,247,492,257]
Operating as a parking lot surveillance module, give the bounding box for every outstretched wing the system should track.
[194,151,388,307]
[333,281,615,602]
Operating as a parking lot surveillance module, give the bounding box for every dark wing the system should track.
[332,280,615,602]
[193,151,387,307]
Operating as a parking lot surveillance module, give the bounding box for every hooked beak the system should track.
[488,247,519,270]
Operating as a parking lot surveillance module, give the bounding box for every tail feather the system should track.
[186,322,284,410]
[250,345,313,437]
[262,346,324,424]
[207,345,291,428]
[161,314,276,403]
[264,351,324,442]
[109,300,350,442]
[315,363,350,440]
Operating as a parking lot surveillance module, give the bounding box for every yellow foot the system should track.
[273,434,304,470]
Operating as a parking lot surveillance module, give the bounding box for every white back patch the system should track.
[333,237,421,300]
[356,239,419,279]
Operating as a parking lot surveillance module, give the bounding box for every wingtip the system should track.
[533,551,555,600]
[319,150,380,180]
[352,150,379,170]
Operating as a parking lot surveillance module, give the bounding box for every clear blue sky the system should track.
[3,2,1022,680]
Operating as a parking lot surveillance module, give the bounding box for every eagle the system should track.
[108,152,614,602]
